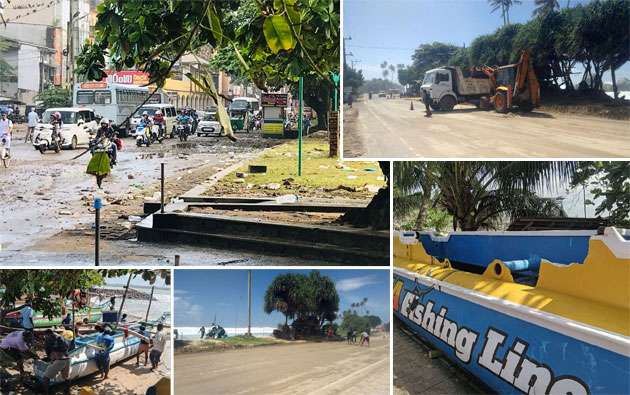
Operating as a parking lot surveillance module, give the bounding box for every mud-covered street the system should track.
[343,96,630,158]
[0,126,306,265]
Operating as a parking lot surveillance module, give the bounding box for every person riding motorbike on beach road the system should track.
[176,109,192,135]
[0,112,13,160]
[152,110,166,139]
[138,111,153,144]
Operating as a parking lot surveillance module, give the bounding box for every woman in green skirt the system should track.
[86,118,113,188]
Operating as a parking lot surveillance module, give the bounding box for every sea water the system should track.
[94,284,171,322]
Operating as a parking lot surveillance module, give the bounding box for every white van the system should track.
[130,103,178,137]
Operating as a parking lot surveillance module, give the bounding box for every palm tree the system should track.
[488,0,522,25]
[394,162,438,229]
[380,61,389,81]
[395,161,576,231]
[382,69,389,80]
[388,64,396,83]
[533,0,560,16]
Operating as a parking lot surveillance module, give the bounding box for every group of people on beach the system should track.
[346,327,370,347]
[0,300,167,393]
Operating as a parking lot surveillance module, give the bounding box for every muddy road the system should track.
[0,127,301,265]
[175,336,390,394]
[344,97,630,158]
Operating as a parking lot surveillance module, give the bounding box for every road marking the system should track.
[308,357,389,394]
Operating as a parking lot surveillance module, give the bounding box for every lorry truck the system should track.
[420,50,540,113]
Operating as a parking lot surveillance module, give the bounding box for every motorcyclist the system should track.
[138,111,152,144]
[94,118,117,165]
[152,110,166,138]
[176,109,192,134]
[50,111,63,141]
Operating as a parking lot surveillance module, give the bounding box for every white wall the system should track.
[18,44,40,92]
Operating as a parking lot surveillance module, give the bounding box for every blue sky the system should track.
[174,269,390,328]
[344,0,629,83]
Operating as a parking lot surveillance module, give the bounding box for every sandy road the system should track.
[344,97,630,158]
[175,337,390,395]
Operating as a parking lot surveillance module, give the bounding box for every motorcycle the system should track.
[254,114,263,130]
[33,124,62,154]
[151,124,164,144]
[176,122,191,142]
[135,123,152,147]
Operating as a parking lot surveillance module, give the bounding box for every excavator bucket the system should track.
[514,50,540,109]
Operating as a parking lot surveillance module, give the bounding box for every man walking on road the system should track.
[421,90,432,117]
[0,112,13,156]
[26,108,38,142]
[200,326,205,339]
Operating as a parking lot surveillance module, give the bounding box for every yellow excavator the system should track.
[481,50,541,113]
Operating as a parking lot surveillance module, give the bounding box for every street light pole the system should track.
[297,77,303,176]
[247,270,252,337]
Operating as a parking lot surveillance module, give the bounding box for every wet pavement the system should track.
[394,319,492,395]
[0,127,304,265]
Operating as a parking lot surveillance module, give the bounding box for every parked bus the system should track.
[73,82,169,136]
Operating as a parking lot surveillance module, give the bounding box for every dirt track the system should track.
[343,97,630,158]
[175,337,390,394]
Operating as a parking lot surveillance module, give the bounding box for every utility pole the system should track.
[247,270,252,336]
[343,36,352,69]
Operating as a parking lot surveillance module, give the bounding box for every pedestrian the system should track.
[0,330,34,382]
[346,327,353,344]
[0,112,13,157]
[26,108,38,143]
[19,301,34,333]
[109,296,116,311]
[94,325,114,380]
[150,323,166,370]
[348,93,353,108]
[422,89,432,117]
[199,325,205,339]
[121,313,127,323]
[360,331,370,347]
[174,329,179,341]
[136,325,150,367]
[42,329,72,395]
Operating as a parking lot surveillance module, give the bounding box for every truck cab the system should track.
[422,67,493,111]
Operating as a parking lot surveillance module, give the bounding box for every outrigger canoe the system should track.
[33,324,143,385]
[394,227,629,394]
[4,305,104,328]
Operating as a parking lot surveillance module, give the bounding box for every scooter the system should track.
[135,124,151,147]
[151,124,163,144]
[33,124,62,154]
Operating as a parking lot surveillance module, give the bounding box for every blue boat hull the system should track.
[416,231,593,269]
[394,271,629,395]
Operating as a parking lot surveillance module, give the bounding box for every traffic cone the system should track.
[410,100,414,111]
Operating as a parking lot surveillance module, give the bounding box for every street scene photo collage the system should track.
[0,0,628,394]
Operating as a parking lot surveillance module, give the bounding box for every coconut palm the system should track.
[394,161,576,231]
[388,64,396,83]
[488,0,522,25]
[533,0,560,16]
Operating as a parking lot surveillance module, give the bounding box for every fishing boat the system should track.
[4,304,104,328]
[393,227,629,395]
[33,325,143,385]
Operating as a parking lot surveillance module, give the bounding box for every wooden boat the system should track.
[4,305,104,328]
[33,325,144,385]
[394,227,629,394]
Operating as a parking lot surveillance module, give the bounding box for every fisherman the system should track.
[136,325,150,367]
[199,326,205,339]
[359,330,370,347]
[42,329,72,395]
[61,313,72,330]
[94,325,115,380]
[121,313,128,323]
[173,329,179,340]
[19,301,34,333]
[422,89,432,117]
[150,323,166,371]
[0,330,33,381]
[109,296,116,311]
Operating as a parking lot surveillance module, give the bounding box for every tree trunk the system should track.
[611,63,618,100]
[414,199,427,229]
[338,161,390,230]
[304,77,331,130]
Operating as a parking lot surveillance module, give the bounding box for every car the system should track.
[34,107,98,149]
[130,103,178,137]
[196,111,222,137]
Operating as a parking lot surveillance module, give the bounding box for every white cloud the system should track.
[174,296,204,326]
[336,275,380,292]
